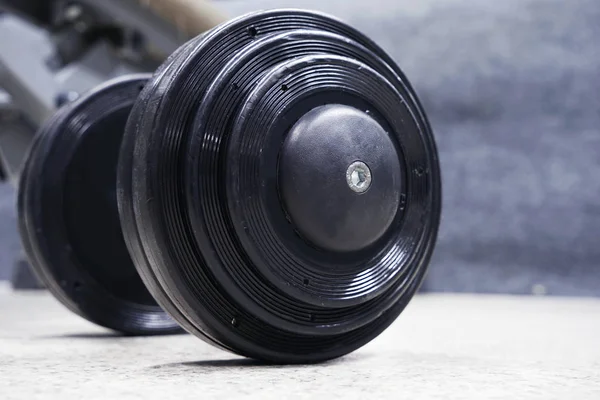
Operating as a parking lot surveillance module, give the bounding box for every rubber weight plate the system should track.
[18,75,179,334]
[118,9,441,361]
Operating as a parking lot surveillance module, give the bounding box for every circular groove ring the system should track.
[119,9,441,362]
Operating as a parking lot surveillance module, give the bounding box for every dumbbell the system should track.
[18,9,441,362]
[18,74,180,334]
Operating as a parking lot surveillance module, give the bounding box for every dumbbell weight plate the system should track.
[18,75,179,334]
[119,9,441,361]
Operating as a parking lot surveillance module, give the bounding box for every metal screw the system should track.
[346,161,372,193]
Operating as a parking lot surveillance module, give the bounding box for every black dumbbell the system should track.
[18,9,441,362]
[18,74,180,334]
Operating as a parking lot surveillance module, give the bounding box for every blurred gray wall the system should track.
[1,0,599,296]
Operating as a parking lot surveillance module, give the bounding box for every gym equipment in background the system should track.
[0,0,226,286]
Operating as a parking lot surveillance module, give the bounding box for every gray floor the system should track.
[1,284,599,399]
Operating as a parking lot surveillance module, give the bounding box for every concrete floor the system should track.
[1,284,599,399]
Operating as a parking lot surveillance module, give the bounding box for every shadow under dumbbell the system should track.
[39,331,129,340]
[59,332,128,339]
[151,354,362,370]
[174,359,267,368]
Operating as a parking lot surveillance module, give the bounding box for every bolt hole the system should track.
[309,314,316,322]
[415,166,425,176]
[351,169,367,186]
[231,82,239,90]
[303,278,309,286]
[281,84,289,92]
[73,281,82,291]
[247,26,258,37]
[138,84,145,92]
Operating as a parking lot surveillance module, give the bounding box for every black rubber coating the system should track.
[18,75,180,335]
[279,104,402,252]
[118,9,441,362]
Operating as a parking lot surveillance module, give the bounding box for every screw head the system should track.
[346,161,372,193]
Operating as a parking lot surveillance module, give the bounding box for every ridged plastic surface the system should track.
[18,75,179,335]
[118,9,441,362]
